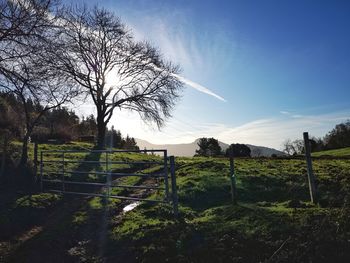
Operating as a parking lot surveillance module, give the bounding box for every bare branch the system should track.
[54,6,183,148]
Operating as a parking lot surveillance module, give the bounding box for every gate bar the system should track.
[41,160,163,165]
[46,170,165,178]
[42,179,165,190]
[48,190,167,203]
[40,149,178,216]
[163,151,169,201]
[42,149,167,153]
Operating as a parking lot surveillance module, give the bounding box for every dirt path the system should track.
[2,175,162,263]
[2,195,91,262]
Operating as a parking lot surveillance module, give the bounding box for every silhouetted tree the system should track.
[77,115,97,138]
[0,0,61,86]
[105,126,123,148]
[105,126,138,149]
[0,52,78,166]
[124,135,139,150]
[44,107,79,142]
[55,6,183,149]
[195,137,222,157]
[309,137,324,152]
[0,0,79,167]
[324,120,350,149]
[225,144,251,157]
[0,93,22,137]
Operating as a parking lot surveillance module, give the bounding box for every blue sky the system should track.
[68,0,350,149]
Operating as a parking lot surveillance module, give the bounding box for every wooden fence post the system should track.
[169,156,179,218]
[40,151,43,192]
[0,135,8,180]
[106,151,110,202]
[303,132,317,203]
[33,142,38,181]
[62,152,65,192]
[229,154,238,204]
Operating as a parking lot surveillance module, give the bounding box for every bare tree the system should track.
[0,0,53,39]
[0,51,78,166]
[282,138,304,156]
[282,139,293,155]
[56,6,183,148]
[0,0,79,167]
[0,0,59,73]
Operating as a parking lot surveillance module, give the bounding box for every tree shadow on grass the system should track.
[178,173,232,212]
[1,151,135,262]
[70,151,103,181]
[177,171,312,212]
[2,193,118,262]
[63,151,104,194]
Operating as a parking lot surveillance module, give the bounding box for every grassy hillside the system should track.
[109,157,350,262]
[312,147,350,157]
[1,142,350,262]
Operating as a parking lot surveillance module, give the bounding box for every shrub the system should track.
[31,127,50,143]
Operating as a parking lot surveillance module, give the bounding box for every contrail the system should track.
[172,74,226,102]
[153,63,226,102]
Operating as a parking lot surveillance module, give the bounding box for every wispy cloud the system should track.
[114,110,350,150]
[173,74,226,102]
[125,13,231,102]
[196,111,350,149]
[280,111,290,115]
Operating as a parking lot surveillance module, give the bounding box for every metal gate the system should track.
[39,149,178,216]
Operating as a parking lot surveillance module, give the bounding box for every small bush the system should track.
[50,126,73,142]
[31,127,50,143]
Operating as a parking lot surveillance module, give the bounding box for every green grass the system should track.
[312,147,350,157]
[108,156,350,262]
[1,142,350,262]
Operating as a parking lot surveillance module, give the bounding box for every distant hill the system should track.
[312,147,350,157]
[135,139,198,157]
[135,138,285,157]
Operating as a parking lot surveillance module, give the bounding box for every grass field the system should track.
[312,147,350,157]
[1,142,350,262]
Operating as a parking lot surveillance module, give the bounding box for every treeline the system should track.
[195,137,251,157]
[283,120,350,155]
[0,92,138,149]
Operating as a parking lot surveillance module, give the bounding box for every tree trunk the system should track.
[19,133,30,167]
[96,115,106,149]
